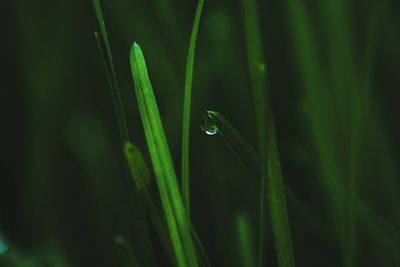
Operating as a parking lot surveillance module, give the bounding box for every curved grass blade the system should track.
[130,42,199,267]
[241,0,295,266]
[201,110,324,221]
[201,111,259,176]
[92,0,129,144]
[181,0,205,217]
[202,110,400,265]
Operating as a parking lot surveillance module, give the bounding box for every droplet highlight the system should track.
[201,112,218,135]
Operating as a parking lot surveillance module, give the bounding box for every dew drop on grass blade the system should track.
[201,111,260,176]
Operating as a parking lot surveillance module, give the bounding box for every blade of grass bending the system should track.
[201,111,260,176]
[92,0,129,144]
[201,110,332,228]
[201,109,328,241]
[181,0,205,217]
[202,110,400,265]
[241,0,295,266]
[130,42,199,267]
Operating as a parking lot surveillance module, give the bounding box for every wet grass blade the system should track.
[241,0,295,266]
[201,111,260,176]
[92,0,129,144]
[181,0,205,217]
[130,42,199,267]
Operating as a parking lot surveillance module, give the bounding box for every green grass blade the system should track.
[124,141,177,265]
[130,42,199,267]
[181,0,205,217]
[235,213,257,267]
[241,0,295,266]
[320,2,360,264]
[125,143,211,267]
[200,110,356,244]
[124,142,151,191]
[92,0,129,144]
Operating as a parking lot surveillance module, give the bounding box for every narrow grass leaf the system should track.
[130,42,199,267]
[242,0,295,266]
[235,213,257,267]
[181,0,205,217]
[93,2,161,264]
[124,142,151,191]
[124,141,177,265]
[92,0,129,144]
[125,143,211,267]
[200,110,341,239]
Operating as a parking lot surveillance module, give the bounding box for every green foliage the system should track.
[201,111,259,175]
[130,43,199,267]
[236,213,257,267]
[181,0,205,217]
[93,0,129,144]
[242,0,295,266]
[5,0,400,266]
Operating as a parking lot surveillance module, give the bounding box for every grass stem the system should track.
[181,0,205,217]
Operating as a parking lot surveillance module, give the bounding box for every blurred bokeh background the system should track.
[1,0,400,266]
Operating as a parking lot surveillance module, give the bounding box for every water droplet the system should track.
[201,112,218,135]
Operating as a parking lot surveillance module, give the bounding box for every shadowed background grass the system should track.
[1,0,400,266]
